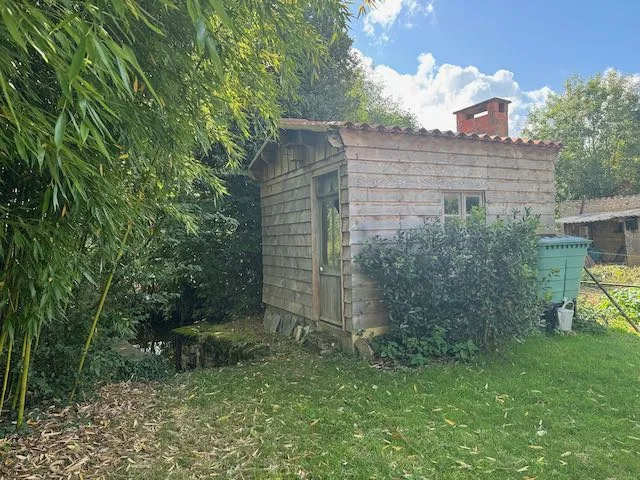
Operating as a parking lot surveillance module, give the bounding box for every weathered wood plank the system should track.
[349,228,406,245]
[263,274,312,295]
[262,233,311,247]
[261,198,310,216]
[262,210,311,226]
[350,310,389,329]
[263,255,312,270]
[486,201,554,214]
[344,146,555,171]
[485,191,555,204]
[351,299,386,316]
[260,184,309,206]
[344,284,383,303]
[319,274,342,325]
[263,265,312,283]
[262,222,311,236]
[341,130,558,162]
[347,158,555,183]
[349,215,431,232]
[263,284,312,307]
[348,172,555,193]
[262,293,313,320]
[348,187,442,204]
[262,245,311,258]
[261,151,346,189]
[349,202,442,217]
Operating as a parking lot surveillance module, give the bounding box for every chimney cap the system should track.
[453,97,511,115]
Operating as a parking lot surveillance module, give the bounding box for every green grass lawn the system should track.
[122,327,640,479]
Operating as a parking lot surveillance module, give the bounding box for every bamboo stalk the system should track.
[0,330,6,360]
[16,332,32,428]
[70,223,132,402]
[0,337,12,419]
[10,377,19,412]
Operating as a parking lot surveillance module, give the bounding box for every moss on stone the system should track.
[173,323,259,341]
[172,322,269,370]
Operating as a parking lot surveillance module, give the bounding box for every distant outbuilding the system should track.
[558,194,640,265]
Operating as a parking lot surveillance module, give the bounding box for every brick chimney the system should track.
[454,97,511,137]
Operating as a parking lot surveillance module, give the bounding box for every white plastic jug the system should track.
[556,299,575,332]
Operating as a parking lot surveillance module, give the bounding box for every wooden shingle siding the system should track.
[342,129,557,330]
[260,134,349,326]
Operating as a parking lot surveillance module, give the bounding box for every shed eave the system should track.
[248,138,271,178]
[557,208,640,224]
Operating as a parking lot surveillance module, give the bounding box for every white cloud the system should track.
[364,0,435,37]
[354,49,553,136]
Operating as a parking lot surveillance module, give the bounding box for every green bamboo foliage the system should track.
[0,0,350,427]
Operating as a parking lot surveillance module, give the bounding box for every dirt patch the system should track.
[0,382,166,479]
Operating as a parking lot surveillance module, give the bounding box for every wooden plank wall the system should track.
[340,130,558,331]
[260,133,350,327]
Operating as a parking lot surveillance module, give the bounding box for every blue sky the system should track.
[350,0,640,134]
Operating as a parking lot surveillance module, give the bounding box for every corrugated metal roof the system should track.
[278,118,562,149]
[557,208,640,224]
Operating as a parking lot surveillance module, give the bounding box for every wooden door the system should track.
[316,171,342,325]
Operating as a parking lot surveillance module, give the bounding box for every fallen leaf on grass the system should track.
[444,418,456,426]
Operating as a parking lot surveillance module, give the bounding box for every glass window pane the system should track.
[318,173,339,195]
[444,194,460,215]
[465,195,482,214]
[321,197,341,268]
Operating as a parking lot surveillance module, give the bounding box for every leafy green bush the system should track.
[356,212,542,364]
[370,327,479,366]
[573,304,608,334]
[25,291,172,404]
[598,288,640,331]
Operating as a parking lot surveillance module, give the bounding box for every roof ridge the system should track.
[278,118,562,149]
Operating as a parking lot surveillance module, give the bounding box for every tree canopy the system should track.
[523,71,640,200]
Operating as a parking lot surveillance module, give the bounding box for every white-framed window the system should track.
[442,191,485,223]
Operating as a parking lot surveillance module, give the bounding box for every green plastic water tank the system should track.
[537,236,591,304]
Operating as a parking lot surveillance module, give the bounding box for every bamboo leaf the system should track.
[36,141,45,167]
[205,37,222,73]
[54,111,67,149]
[208,0,233,30]
[1,7,26,49]
[42,187,52,215]
[115,57,132,96]
[80,122,90,144]
[14,132,27,161]
[69,35,88,82]
[0,71,20,131]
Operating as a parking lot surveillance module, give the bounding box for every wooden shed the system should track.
[249,98,562,346]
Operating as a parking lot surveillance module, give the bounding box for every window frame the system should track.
[442,191,485,223]
[315,171,341,272]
